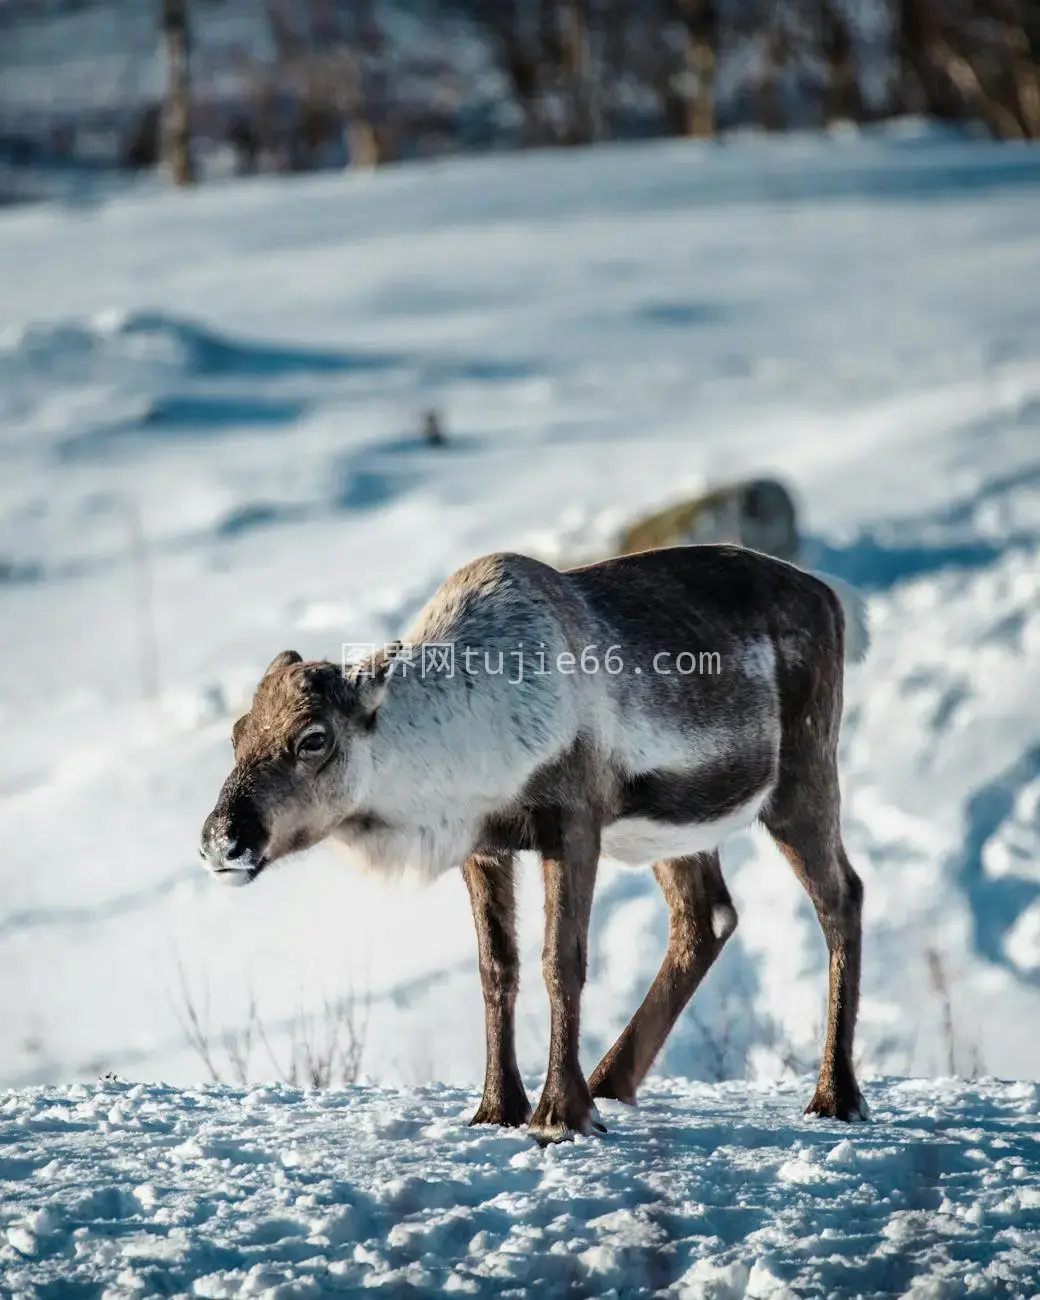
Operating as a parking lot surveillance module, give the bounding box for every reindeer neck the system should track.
[365,667,469,821]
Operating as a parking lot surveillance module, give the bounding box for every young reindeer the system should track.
[200,544,869,1140]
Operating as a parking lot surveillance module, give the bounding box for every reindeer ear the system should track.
[264,649,303,677]
[231,714,249,748]
[354,656,394,721]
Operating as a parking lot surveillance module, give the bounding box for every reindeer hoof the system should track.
[587,1065,637,1106]
[528,1113,607,1144]
[469,1085,532,1128]
[528,1087,606,1143]
[804,1083,869,1123]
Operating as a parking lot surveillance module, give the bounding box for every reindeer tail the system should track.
[813,571,870,665]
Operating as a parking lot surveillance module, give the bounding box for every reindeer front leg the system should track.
[463,853,531,1127]
[530,813,605,1142]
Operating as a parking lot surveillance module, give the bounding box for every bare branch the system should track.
[171,959,222,1084]
[173,971,368,1090]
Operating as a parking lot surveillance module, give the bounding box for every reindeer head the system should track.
[199,650,391,886]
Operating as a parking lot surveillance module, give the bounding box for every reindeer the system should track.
[200,544,869,1140]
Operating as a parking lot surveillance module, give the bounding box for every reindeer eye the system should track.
[296,726,329,758]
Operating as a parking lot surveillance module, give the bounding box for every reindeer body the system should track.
[201,545,868,1139]
[332,548,806,876]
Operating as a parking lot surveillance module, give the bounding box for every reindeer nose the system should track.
[200,812,241,867]
[201,759,272,881]
[200,797,269,886]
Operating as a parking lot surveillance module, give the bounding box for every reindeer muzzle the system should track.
[199,789,269,886]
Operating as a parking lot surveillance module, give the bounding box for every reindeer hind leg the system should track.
[765,796,866,1123]
[588,849,737,1104]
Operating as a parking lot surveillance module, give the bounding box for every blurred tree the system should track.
[756,0,792,131]
[668,0,719,137]
[982,0,1040,136]
[122,102,162,170]
[821,0,864,123]
[439,0,546,144]
[557,0,599,144]
[893,0,1039,138]
[161,0,194,184]
[2,0,1037,185]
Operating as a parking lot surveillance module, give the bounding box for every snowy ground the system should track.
[0,127,1039,1109]
[3,1076,1040,1297]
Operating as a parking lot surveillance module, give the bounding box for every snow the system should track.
[2,112,1040,1298]
[1,130,1040,1093]
[1,1076,1039,1296]
[1,120,1040,1261]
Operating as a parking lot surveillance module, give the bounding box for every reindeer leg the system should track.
[769,823,866,1122]
[529,814,603,1142]
[588,851,737,1104]
[463,853,531,1127]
